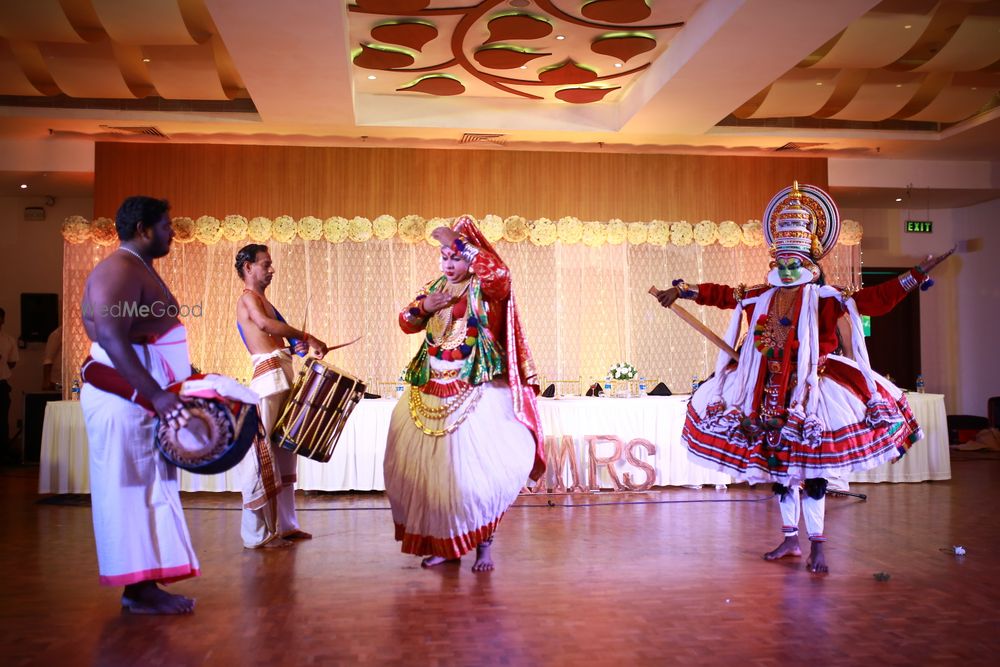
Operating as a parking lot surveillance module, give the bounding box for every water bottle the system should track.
[915,374,925,394]
[691,375,700,394]
[638,376,647,397]
[602,376,612,398]
[71,377,81,400]
[394,374,406,399]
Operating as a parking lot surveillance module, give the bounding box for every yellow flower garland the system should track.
[61,214,863,249]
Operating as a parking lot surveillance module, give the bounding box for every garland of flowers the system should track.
[61,214,863,247]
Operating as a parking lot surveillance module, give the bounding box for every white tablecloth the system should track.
[37,393,950,493]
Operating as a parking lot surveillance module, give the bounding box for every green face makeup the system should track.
[776,257,803,284]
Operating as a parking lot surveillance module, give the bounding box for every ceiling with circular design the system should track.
[348,0,686,104]
[0,0,998,165]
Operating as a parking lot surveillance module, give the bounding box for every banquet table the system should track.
[38,392,950,494]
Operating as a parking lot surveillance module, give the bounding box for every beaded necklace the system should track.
[426,278,480,361]
[753,288,799,358]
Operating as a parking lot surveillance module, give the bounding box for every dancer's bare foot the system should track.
[121,582,195,615]
[421,556,458,568]
[763,536,802,561]
[247,536,293,549]
[806,541,829,573]
[280,529,313,541]
[472,541,494,572]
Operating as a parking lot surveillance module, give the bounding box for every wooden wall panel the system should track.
[94,143,827,223]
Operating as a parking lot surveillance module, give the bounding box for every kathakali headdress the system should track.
[763,181,841,286]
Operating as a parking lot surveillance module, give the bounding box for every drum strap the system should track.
[80,356,154,412]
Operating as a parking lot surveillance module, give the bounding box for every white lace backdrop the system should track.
[61,237,859,395]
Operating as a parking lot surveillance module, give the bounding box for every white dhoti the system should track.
[236,349,302,547]
[384,358,535,559]
[80,325,200,586]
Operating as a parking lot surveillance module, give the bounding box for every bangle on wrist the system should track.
[453,236,479,263]
[671,278,696,299]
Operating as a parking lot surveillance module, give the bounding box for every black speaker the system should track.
[22,391,61,463]
[20,293,58,343]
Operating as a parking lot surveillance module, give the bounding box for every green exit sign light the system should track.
[905,220,933,233]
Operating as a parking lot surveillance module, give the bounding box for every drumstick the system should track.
[648,286,739,362]
[326,335,362,352]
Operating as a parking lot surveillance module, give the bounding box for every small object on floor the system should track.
[873,571,891,582]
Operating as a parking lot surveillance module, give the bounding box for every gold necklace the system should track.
[426,279,471,347]
[408,384,484,437]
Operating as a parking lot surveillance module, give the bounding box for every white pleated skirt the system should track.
[384,369,535,558]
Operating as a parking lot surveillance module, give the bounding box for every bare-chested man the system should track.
[234,244,327,549]
[79,196,198,614]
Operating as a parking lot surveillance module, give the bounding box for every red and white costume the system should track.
[682,183,926,544]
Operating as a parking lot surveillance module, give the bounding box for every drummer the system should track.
[79,196,198,614]
[234,244,328,549]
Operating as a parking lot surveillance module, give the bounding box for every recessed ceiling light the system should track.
[142,57,150,63]
[896,84,902,88]
[904,24,912,29]
[614,63,622,68]
[895,197,903,202]
[367,75,377,80]
[971,87,977,90]
[555,35,565,40]
[19,184,28,189]
[815,82,823,86]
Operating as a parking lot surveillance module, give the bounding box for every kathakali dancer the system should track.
[654,182,952,573]
[384,215,545,572]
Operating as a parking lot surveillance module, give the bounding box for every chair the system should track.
[946,414,990,444]
[539,378,581,398]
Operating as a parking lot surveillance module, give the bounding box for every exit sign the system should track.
[905,220,933,233]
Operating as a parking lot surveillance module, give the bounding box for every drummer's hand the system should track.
[917,246,956,274]
[292,339,309,355]
[305,333,328,357]
[152,391,191,431]
[653,286,681,308]
[422,291,455,313]
[431,227,460,248]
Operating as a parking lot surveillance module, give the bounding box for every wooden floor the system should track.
[2,453,999,666]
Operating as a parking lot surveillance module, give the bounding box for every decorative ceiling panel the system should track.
[0,0,91,44]
[40,41,137,98]
[347,0,693,104]
[0,0,244,101]
[91,0,207,45]
[0,41,43,96]
[828,70,925,121]
[746,70,840,119]
[144,41,230,100]
[805,12,929,69]
[739,0,1000,125]
[906,80,1000,122]
[913,14,1000,72]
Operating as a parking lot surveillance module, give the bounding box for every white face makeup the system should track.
[440,248,470,283]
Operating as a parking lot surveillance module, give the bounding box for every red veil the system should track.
[454,216,546,481]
